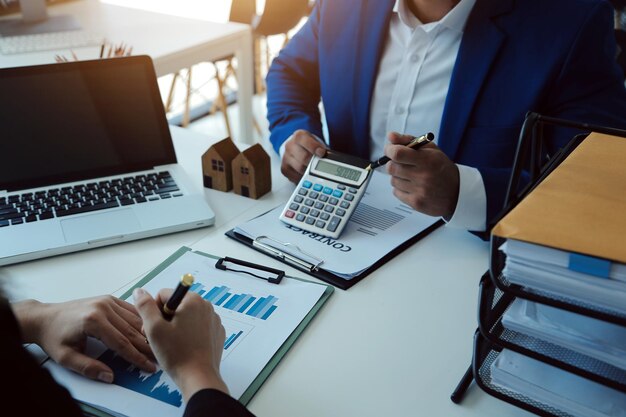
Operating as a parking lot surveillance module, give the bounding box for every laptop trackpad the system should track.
[61,209,141,244]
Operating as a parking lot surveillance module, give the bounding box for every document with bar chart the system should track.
[45,248,330,417]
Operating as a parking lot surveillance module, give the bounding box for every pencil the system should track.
[366,132,435,171]
[99,43,105,58]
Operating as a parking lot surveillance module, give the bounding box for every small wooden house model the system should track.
[232,143,271,199]
[201,137,240,192]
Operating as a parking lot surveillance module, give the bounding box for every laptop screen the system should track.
[0,56,177,192]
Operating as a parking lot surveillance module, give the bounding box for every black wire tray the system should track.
[472,331,579,417]
[478,274,626,393]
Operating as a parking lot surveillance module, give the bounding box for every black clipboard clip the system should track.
[251,235,324,272]
[215,256,285,284]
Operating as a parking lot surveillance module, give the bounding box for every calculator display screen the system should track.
[315,160,362,181]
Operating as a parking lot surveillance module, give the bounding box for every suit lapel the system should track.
[438,0,514,159]
[351,0,395,159]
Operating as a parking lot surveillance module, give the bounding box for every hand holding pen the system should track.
[376,131,460,220]
[134,275,229,400]
[366,132,434,170]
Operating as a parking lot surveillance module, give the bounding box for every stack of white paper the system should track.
[502,299,626,370]
[501,239,626,315]
[490,349,626,417]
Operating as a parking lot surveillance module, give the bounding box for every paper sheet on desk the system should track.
[234,171,440,279]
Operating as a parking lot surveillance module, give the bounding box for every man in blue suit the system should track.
[266,0,626,233]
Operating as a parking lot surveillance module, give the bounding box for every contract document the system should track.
[233,171,441,279]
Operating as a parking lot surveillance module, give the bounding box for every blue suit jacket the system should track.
[266,0,626,227]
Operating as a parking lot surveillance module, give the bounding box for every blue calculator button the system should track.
[332,190,343,198]
[302,180,312,189]
[313,184,323,192]
[323,187,333,195]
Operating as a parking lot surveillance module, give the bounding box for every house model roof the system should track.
[204,137,240,161]
[239,143,270,168]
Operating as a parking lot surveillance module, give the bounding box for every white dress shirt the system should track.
[281,0,486,231]
[369,0,485,231]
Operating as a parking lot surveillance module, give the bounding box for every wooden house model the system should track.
[201,137,240,192]
[232,143,271,199]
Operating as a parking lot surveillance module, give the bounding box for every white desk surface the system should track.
[3,126,533,417]
[0,0,255,142]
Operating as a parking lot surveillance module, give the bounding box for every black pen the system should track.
[366,132,435,171]
[162,273,195,320]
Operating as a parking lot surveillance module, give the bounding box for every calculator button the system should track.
[298,188,308,196]
[302,180,312,189]
[300,207,310,214]
[294,195,304,203]
[327,216,341,232]
[289,203,300,211]
[316,220,327,228]
[337,185,346,190]
[285,210,295,218]
[323,187,333,195]
[320,213,330,221]
[329,197,339,205]
[340,201,350,209]
[348,188,358,194]
[319,195,329,202]
[313,184,323,192]
[336,208,346,217]
[309,191,319,199]
[314,202,324,210]
[332,190,343,198]
[305,199,315,206]
[310,209,320,218]
[324,205,334,213]
[296,214,306,222]
[305,217,316,225]
[344,194,354,201]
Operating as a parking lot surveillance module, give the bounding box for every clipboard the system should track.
[79,246,334,416]
[225,218,444,290]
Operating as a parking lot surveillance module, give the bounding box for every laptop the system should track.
[0,56,215,266]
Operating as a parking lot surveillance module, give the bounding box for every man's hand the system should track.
[13,296,156,383]
[281,129,327,183]
[385,131,460,219]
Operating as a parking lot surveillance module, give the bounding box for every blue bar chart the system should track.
[189,282,279,320]
[224,331,244,350]
[98,350,182,407]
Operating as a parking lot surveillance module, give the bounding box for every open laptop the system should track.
[0,55,215,266]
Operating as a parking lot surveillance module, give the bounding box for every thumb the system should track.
[387,131,414,145]
[133,288,162,331]
[57,346,114,383]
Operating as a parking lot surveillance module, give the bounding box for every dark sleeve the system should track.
[183,389,256,417]
[265,0,324,154]
[0,298,84,416]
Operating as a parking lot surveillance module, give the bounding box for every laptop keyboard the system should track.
[0,171,181,227]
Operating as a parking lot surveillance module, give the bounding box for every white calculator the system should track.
[279,150,372,238]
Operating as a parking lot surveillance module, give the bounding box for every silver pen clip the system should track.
[253,235,324,272]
